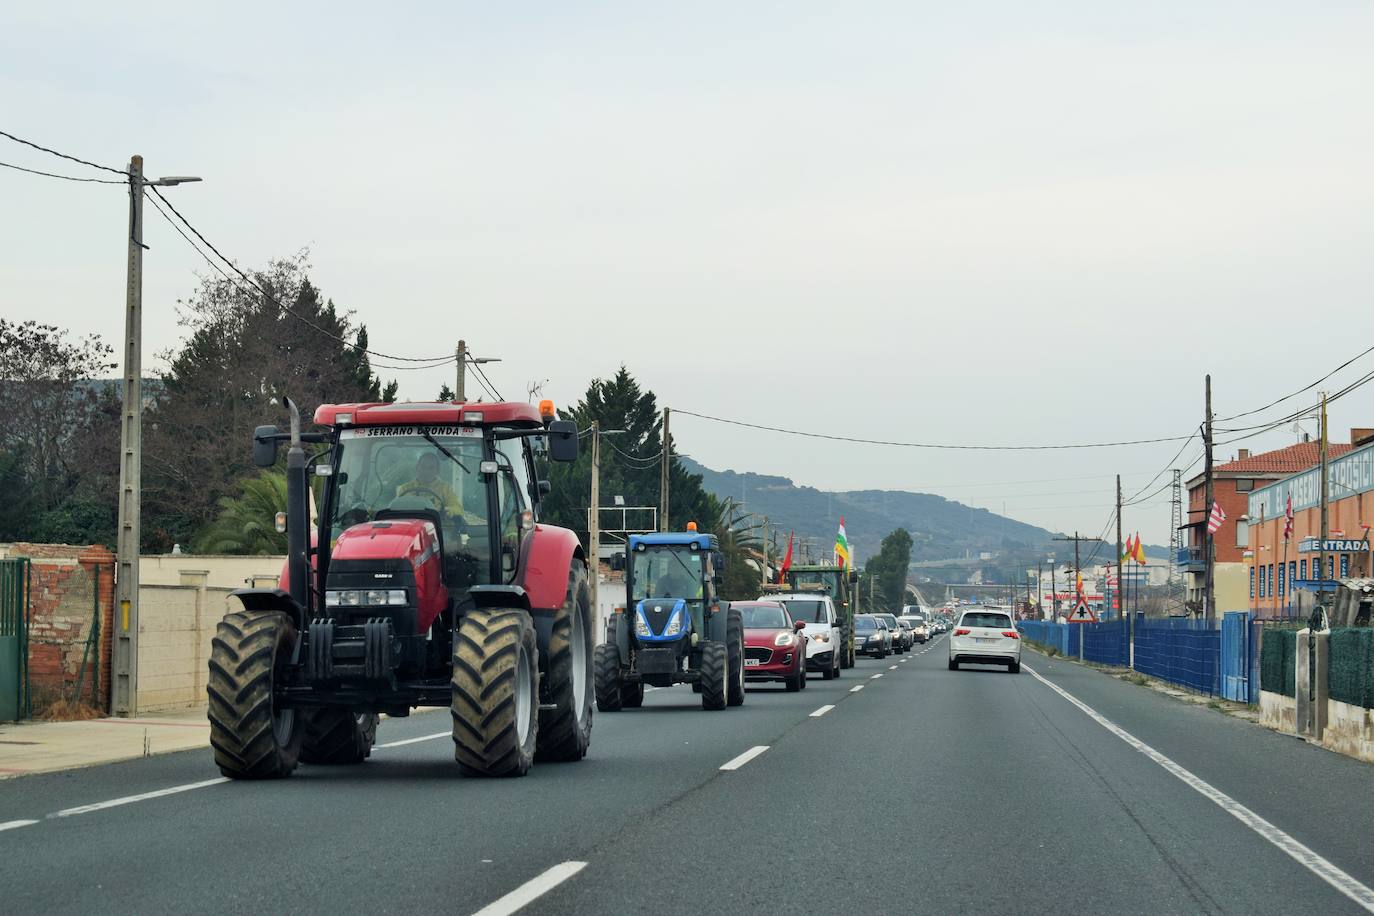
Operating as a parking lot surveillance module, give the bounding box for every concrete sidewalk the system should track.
[0,707,209,779]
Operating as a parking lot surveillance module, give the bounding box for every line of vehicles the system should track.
[204,392,1008,785]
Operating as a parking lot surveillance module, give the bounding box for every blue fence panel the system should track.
[1134,620,1220,695]
[1083,620,1128,666]
[1220,611,1252,703]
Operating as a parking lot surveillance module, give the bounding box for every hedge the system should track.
[1260,628,1297,697]
[1328,628,1374,709]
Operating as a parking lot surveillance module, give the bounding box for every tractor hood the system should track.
[330,518,448,634]
[634,598,689,642]
[333,518,437,565]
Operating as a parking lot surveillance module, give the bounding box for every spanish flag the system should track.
[1121,533,1135,564]
[1133,533,1147,565]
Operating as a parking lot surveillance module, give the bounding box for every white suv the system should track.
[768,593,842,680]
[948,608,1021,673]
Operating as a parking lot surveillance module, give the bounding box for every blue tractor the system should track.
[594,529,745,711]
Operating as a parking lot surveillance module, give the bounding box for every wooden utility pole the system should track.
[588,421,601,616]
[455,339,466,401]
[1319,391,1330,618]
[1050,562,1058,620]
[1204,374,1215,621]
[1053,532,1101,607]
[1116,474,1125,621]
[659,407,671,531]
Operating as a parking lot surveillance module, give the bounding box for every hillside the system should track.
[683,459,1063,563]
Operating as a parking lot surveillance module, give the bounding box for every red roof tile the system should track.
[1215,442,1352,475]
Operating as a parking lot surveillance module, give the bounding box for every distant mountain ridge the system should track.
[682,459,1063,564]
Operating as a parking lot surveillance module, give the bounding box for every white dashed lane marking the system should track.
[719,745,770,771]
[809,705,835,718]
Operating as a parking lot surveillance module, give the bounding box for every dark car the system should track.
[854,614,889,658]
[736,600,808,692]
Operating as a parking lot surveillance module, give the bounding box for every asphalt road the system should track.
[4,635,1374,915]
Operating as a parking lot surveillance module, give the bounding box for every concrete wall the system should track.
[136,573,237,713]
[139,554,285,590]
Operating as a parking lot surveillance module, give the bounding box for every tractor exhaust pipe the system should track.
[284,397,311,616]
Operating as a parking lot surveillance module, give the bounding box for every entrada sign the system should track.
[1298,537,1370,553]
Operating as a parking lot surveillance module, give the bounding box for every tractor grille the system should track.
[745,647,773,664]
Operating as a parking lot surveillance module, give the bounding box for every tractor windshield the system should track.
[330,428,493,585]
[630,548,704,602]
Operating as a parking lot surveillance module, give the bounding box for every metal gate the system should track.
[1220,610,1252,703]
[0,559,31,721]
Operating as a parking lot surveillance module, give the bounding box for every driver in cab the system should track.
[396,453,462,516]
[653,566,701,601]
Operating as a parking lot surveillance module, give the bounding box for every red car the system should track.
[735,600,808,692]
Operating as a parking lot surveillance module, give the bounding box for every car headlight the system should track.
[774,632,795,647]
[663,612,684,637]
[634,613,652,638]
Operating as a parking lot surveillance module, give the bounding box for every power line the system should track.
[671,409,1195,451]
[467,357,503,400]
[0,128,128,176]
[0,159,126,184]
[1215,340,1374,423]
[146,186,458,369]
[1124,429,1201,504]
[607,441,664,465]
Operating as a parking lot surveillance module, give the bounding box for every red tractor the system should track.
[207,397,589,778]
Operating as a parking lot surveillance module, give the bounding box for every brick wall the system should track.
[6,543,115,715]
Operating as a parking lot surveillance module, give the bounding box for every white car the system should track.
[947,608,1021,673]
[898,614,930,644]
[768,593,842,680]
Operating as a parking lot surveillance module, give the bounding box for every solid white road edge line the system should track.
[469,861,588,916]
[1025,664,1374,913]
[0,819,38,832]
[809,705,835,718]
[375,731,450,749]
[850,684,865,692]
[53,777,229,818]
[719,745,770,771]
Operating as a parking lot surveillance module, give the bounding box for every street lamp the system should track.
[113,157,201,717]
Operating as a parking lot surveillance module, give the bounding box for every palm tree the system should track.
[707,496,767,600]
[192,470,288,554]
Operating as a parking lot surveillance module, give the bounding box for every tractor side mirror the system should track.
[547,420,579,462]
[252,425,279,468]
[849,570,859,584]
[713,551,726,572]
[537,479,552,496]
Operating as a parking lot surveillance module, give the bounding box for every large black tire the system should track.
[536,563,594,762]
[299,708,377,765]
[623,680,645,708]
[594,643,623,712]
[726,608,745,707]
[451,608,539,777]
[208,611,301,780]
[699,641,728,711]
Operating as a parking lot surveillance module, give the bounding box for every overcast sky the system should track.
[4,1,1372,550]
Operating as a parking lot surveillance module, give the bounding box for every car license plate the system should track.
[975,637,997,644]
[745,658,761,666]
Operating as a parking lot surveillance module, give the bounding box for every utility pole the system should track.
[1204,374,1215,621]
[454,339,500,402]
[588,422,601,620]
[113,156,200,718]
[1053,532,1101,607]
[1036,561,1043,618]
[1319,391,1330,620]
[1117,474,1132,666]
[659,407,671,531]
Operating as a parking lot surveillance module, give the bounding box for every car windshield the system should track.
[331,428,493,586]
[909,616,925,625]
[855,617,877,631]
[961,612,1012,629]
[631,548,704,601]
[739,605,789,628]
[782,599,827,622]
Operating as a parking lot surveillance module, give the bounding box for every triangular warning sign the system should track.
[1066,597,1097,623]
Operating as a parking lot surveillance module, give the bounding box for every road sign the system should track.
[1066,596,1097,624]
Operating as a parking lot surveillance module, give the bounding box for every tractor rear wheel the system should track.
[623,680,645,708]
[451,608,539,777]
[299,708,378,765]
[208,611,301,780]
[536,563,594,762]
[699,641,728,711]
[594,643,623,712]
[726,608,745,707]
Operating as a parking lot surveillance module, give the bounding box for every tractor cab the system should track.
[626,530,723,644]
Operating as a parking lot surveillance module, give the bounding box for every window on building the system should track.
[1341,554,1350,578]
[1259,566,1266,598]
[1234,478,1255,492]
[1250,567,1255,599]
[1290,561,1297,587]
[1301,559,1308,581]
[1278,562,1286,596]
[1235,519,1249,548]
[1269,564,1276,597]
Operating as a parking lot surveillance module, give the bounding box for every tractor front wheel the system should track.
[451,608,539,777]
[594,643,623,711]
[536,563,594,762]
[726,608,745,707]
[299,708,378,765]
[207,611,301,780]
[700,641,728,711]
[623,680,645,708]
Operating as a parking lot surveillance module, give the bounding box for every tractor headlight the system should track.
[663,612,684,637]
[774,632,795,647]
[634,613,652,638]
[813,632,829,643]
[326,589,407,608]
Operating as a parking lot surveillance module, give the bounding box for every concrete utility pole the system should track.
[113,156,200,718]
[1053,532,1101,609]
[1117,474,1132,665]
[1050,560,1058,620]
[1319,391,1330,615]
[588,422,601,617]
[1204,374,1215,621]
[454,339,500,402]
[659,407,671,531]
